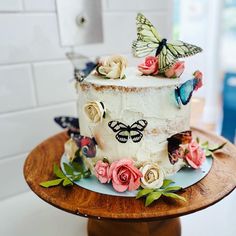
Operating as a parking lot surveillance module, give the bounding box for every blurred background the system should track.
[0,0,235,235]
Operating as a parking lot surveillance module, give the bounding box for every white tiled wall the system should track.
[0,0,172,199]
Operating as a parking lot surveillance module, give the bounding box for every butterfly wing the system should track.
[132,13,160,57]
[108,121,128,132]
[74,61,98,82]
[130,119,148,143]
[108,121,130,143]
[167,40,203,59]
[54,116,80,135]
[158,46,177,73]
[167,130,192,164]
[132,41,159,58]
[130,119,148,131]
[174,79,195,107]
[115,130,130,143]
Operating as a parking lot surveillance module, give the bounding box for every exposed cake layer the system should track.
[76,67,190,176]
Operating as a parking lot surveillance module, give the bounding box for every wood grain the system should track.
[23,128,236,222]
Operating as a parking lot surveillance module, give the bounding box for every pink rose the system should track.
[165,61,185,78]
[109,159,142,192]
[193,70,203,91]
[185,140,206,169]
[94,160,110,184]
[138,56,159,75]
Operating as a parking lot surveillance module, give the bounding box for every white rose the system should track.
[98,55,128,79]
[84,101,106,123]
[140,162,165,189]
[64,138,78,162]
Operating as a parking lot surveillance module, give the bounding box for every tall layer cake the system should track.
[62,13,205,193]
[76,67,190,176]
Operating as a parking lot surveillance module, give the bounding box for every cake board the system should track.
[24,128,236,236]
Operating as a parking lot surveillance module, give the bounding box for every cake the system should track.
[62,13,205,193]
[76,67,190,177]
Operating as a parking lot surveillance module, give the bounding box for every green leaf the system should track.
[136,188,154,199]
[164,186,182,192]
[205,150,212,157]
[161,179,174,189]
[201,141,209,148]
[63,162,74,175]
[209,142,227,152]
[71,161,83,173]
[62,177,73,186]
[83,169,91,178]
[162,192,186,202]
[196,137,200,144]
[40,179,63,188]
[145,192,162,207]
[72,174,81,181]
[53,164,65,179]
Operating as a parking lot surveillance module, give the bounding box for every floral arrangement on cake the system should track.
[39,13,226,207]
[40,117,225,206]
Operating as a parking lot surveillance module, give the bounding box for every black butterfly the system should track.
[54,116,80,136]
[108,120,148,143]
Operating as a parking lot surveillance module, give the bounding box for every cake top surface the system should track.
[83,67,180,88]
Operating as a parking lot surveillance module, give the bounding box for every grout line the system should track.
[0,100,76,117]
[0,58,70,67]
[21,0,26,11]
[0,11,55,15]
[29,63,39,106]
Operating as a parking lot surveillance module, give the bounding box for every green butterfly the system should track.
[132,13,203,73]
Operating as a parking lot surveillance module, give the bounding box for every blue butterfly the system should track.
[74,61,98,82]
[175,78,200,108]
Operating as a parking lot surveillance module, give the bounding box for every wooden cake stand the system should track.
[24,128,236,236]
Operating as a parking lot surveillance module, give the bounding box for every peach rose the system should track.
[139,162,165,189]
[84,101,106,123]
[185,140,206,169]
[109,159,142,192]
[164,61,185,78]
[138,56,159,75]
[97,55,128,79]
[193,70,203,91]
[64,138,78,162]
[94,160,110,184]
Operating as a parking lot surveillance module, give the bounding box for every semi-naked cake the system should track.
[61,13,205,193]
[76,67,190,177]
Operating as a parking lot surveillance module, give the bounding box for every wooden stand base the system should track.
[87,218,181,236]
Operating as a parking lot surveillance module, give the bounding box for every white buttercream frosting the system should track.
[76,67,190,176]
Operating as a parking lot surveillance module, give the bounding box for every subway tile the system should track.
[33,60,76,106]
[0,64,36,113]
[0,153,29,200]
[107,0,169,11]
[137,0,170,11]
[0,102,76,159]
[103,12,172,53]
[72,11,172,56]
[0,0,23,12]
[0,13,65,64]
[23,0,56,12]
[107,0,138,10]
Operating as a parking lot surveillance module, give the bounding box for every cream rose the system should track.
[64,138,78,162]
[84,101,106,123]
[140,163,165,189]
[97,55,128,79]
